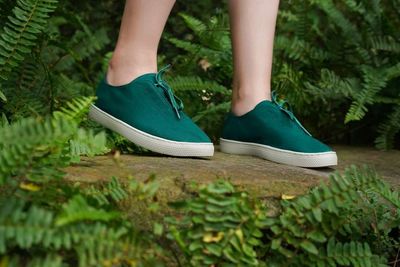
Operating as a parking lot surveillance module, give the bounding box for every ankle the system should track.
[231,87,271,116]
[106,53,157,86]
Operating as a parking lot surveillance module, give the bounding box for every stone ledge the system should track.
[65,146,400,199]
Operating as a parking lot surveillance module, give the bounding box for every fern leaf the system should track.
[0,198,54,253]
[53,96,95,123]
[375,105,400,150]
[179,13,207,36]
[69,128,109,162]
[0,89,5,101]
[345,67,387,123]
[305,69,357,100]
[84,177,129,206]
[168,37,228,66]
[192,101,231,122]
[168,75,230,96]
[27,254,63,267]
[369,36,400,53]
[324,239,386,266]
[55,195,120,226]
[315,0,361,43]
[0,116,76,182]
[0,0,59,81]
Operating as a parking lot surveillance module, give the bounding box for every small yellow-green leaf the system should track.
[203,232,224,243]
[19,182,40,192]
[281,194,296,200]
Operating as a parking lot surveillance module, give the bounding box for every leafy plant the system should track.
[166,13,232,140]
[167,1,400,149]
[167,180,266,266]
[275,0,400,149]
[0,96,167,266]
[0,95,399,266]
[0,0,59,101]
[0,1,399,266]
[166,167,399,266]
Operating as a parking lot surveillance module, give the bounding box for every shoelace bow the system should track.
[271,91,312,136]
[155,65,184,119]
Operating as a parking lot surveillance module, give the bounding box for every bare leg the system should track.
[107,0,176,86]
[229,0,280,115]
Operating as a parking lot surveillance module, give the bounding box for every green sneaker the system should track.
[89,66,214,157]
[220,92,337,167]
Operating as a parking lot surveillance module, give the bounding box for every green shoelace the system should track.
[272,91,312,136]
[155,65,184,119]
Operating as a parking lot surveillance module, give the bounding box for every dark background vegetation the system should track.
[0,1,399,266]
[1,0,399,151]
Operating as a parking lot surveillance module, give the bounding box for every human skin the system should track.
[107,0,280,115]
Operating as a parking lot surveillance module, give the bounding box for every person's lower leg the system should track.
[228,0,280,115]
[107,0,175,86]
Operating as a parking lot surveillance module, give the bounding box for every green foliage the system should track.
[0,1,399,265]
[166,166,399,266]
[167,2,400,148]
[0,96,107,184]
[275,0,400,149]
[0,1,111,120]
[0,94,399,266]
[166,13,232,139]
[258,166,394,266]
[0,0,59,100]
[0,100,166,266]
[167,180,265,266]
[1,0,399,148]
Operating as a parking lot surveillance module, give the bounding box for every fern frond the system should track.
[53,96,95,123]
[0,198,54,253]
[0,116,76,183]
[375,105,400,150]
[168,37,229,66]
[167,180,263,266]
[345,67,387,123]
[343,0,366,14]
[69,128,109,162]
[179,13,207,37]
[168,75,230,96]
[384,62,400,80]
[274,36,328,64]
[0,89,5,101]
[0,0,59,82]
[55,195,120,226]
[315,0,361,43]
[268,166,390,258]
[320,239,386,266]
[179,13,231,51]
[0,197,156,266]
[369,36,400,53]
[70,16,110,61]
[52,74,92,101]
[84,177,129,207]
[168,37,203,56]
[192,101,230,122]
[305,69,357,100]
[278,10,299,23]
[26,254,63,267]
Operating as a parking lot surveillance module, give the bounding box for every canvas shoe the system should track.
[89,66,214,157]
[220,92,337,167]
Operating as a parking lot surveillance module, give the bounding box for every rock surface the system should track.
[65,146,400,199]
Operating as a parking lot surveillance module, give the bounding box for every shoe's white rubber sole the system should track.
[89,105,214,157]
[220,138,337,168]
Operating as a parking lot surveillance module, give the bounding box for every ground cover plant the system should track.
[0,0,399,266]
[0,99,399,266]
